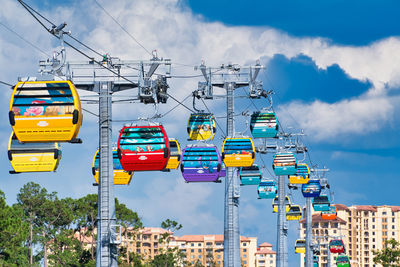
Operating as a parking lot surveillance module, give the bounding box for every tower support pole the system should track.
[223,82,241,267]
[305,197,313,267]
[96,81,117,267]
[276,175,288,267]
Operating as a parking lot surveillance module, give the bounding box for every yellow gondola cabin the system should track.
[289,163,310,184]
[164,138,181,170]
[221,137,255,167]
[92,149,133,185]
[9,80,82,142]
[286,205,302,221]
[272,196,291,213]
[8,133,61,173]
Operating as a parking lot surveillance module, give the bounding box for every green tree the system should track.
[75,194,98,261]
[16,182,51,265]
[149,219,186,267]
[40,196,84,266]
[373,239,400,267]
[0,190,29,266]
[116,198,143,265]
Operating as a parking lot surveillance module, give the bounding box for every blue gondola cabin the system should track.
[257,180,277,199]
[250,111,279,138]
[273,152,297,176]
[240,165,262,185]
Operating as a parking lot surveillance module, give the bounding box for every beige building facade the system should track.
[119,228,275,266]
[299,204,400,267]
[74,227,276,266]
[255,242,276,267]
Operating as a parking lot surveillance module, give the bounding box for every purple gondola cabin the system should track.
[180,144,223,182]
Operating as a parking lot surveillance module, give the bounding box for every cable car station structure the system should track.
[6,2,351,266]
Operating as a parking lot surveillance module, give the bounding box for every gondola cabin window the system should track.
[12,82,74,116]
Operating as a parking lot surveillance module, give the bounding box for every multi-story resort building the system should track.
[76,227,276,266]
[299,204,400,267]
[255,242,276,267]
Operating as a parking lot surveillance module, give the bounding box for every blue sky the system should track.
[187,0,399,45]
[1,0,400,265]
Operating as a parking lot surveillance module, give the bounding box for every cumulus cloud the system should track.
[2,0,400,140]
[277,96,394,140]
[2,0,400,241]
[65,0,400,140]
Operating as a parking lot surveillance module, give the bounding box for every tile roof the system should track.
[256,247,276,255]
[175,235,253,242]
[259,242,273,248]
[299,213,346,224]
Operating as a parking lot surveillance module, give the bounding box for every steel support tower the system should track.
[224,82,241,266]
[276,174,288,267]
[257,138,307,267]
[305,197,313,267]
[40,56,171,267]
[196,63,263,267]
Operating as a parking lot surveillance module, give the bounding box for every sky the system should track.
[1,0,400,265]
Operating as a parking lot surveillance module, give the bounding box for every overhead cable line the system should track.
[166,92,195,113]
[18,0,139,86]
[160,94,192,118]
[169,69,223,79]
[93,0,153,57]
[82,107,99,117]
[111,93,193,123]
[0,21,51,57]
[17,0,223,83]
[200,98,226,137]
[0,80,13,87]
[68,34,104,58]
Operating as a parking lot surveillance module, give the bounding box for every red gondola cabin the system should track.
[117,125,170,171]
[329,239,345,254]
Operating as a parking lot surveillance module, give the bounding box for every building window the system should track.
[191,243,194,247]
[198,249,202,252]
[198,255,201,259]
[383,211,387,215]
[243,248,247,252]
[198,243,201,247]
[243,243,247,247]
[393,218,395,223]
[372,218,375,222]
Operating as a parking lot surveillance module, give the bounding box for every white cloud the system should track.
[277,96,394,140]
[3,0,400,141]
[2,0,400,247]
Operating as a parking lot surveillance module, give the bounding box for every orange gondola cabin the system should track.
[117,125,170,171]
